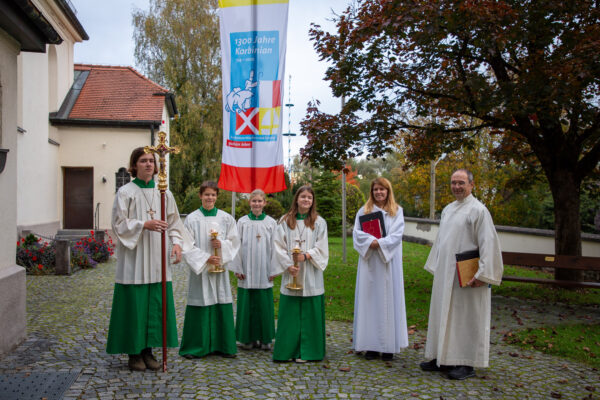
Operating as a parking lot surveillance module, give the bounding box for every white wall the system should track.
[58,126,153,230]
[404,218,600,257]
[17,50,61,232]
[0,27,26,356]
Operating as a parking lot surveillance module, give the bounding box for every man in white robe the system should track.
[420,169,503,380]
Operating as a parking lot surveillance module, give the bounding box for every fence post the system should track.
[55,239,71,275]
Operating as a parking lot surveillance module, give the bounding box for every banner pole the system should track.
[231,191,236,219]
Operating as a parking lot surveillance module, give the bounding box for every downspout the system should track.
[151,124,155,145]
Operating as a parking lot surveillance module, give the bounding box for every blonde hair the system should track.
[364,177,398,216]
[249,189,266,201]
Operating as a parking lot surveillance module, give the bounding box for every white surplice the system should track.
[424,194,503,368]
[182,209,240,306]
[271,216,329,297]
[352,205,409,353]
[111,181,193,284]
[230,214,277,289]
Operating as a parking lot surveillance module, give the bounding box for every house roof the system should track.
[50,64,177,128]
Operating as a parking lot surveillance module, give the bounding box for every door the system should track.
[63,167,93,229]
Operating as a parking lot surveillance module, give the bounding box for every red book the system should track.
[359,211,387,238]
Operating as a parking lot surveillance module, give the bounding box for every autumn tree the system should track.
[302,0,600,281]
[133,0,222,204]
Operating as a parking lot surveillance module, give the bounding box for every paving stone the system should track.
[0,259,598,399]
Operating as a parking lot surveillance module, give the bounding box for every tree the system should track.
[302,1,600,280]
[313,170,343,236]
[133,0,222,204]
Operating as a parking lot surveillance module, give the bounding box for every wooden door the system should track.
[63,167,93,229]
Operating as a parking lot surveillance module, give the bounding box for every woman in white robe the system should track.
[352,177,408,361]
[271,185,329,362]
[107,148,193,371]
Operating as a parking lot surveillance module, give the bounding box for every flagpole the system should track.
[144,131,180,372]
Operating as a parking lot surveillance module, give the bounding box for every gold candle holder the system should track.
[209,230,225,273]
[285,247,303,291]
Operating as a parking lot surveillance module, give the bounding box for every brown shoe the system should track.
[141,348,161,371]
[128,354,146,371]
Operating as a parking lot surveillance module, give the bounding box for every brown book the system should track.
[456,249,479,288]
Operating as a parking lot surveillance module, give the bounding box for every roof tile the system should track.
[69,64,169,122]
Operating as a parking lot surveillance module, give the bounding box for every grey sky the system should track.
[70,0,351,168]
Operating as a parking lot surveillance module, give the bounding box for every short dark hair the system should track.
[453,168,474,183]
[199,181,219,195]
[128,147,158,178]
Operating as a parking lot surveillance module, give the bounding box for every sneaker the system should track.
[447,365,475,380]
[364,351,379,360]
[295,358,307,363]
[128,354,146,371]
[381,353,394,361]
[141,348,161,371]
[240,343,253,350]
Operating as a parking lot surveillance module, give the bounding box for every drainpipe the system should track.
[150,124,155,145]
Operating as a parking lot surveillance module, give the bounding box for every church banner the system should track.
[217,0,288,193]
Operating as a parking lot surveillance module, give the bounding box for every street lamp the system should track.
[429,153,446,219]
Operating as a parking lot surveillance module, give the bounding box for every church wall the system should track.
[58,126,153,231]
[404,217,600,257]
[0,27,27,356]
[16,51,61,235]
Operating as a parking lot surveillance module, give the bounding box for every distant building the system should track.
[48,64,177,231]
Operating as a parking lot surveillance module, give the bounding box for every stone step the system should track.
[55,229,92,241]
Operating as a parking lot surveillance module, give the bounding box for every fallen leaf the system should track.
[409,325,416,329]
[550,391,562,398]
[339,367,351,372]
[585,386,595,392]
[346,350,354,354]
[509,352,519,357]
[322,364,330,369]
[408,329,416,335]
[385,362,393,368]
[244,371,253,375]
[583,346,590,352]
[515,383,523,388]
[326,332,331,337]
[558,379,568,384]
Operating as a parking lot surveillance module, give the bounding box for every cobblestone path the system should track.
[1,260,598,399]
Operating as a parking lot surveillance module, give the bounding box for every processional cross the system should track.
[144,131,180,372]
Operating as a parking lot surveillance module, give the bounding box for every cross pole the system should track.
[144,131,180,372]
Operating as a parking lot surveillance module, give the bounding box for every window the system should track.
[115,167,130,192]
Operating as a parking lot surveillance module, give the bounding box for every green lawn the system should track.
[231,237,600,365]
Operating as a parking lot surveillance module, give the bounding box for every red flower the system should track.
[37,238,41,242]
[37,264,43,270]
[40,250,44,254]
[32,256,37,261]
[77,241,81,245]
[90,230,94,235]
[16,241,20,246]
[21,238,25,243]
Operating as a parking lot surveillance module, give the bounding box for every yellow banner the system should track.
[219,0,288,7]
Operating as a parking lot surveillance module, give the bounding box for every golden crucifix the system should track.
[143,131,180,372]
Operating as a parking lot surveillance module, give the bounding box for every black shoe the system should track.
[364,351,379,360]
[220,353,237,358]
[420,359,442,371]
[447,365,475,380]
[381,353,394,361]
